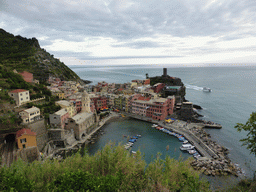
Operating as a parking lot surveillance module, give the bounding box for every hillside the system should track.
[0,28,84,84]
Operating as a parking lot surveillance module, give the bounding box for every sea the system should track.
[69,64,256,189]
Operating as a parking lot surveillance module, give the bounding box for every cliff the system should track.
[0,28,85,84]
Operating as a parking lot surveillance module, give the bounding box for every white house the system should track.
[19,107,40,124]
[8,89,30,106]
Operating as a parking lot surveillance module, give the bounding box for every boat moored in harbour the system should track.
[180,144,195,151]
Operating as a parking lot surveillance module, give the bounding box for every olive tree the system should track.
[235,112,256,156]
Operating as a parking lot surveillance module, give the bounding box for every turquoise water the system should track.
[70,65,256,181]
[87,118,191,164]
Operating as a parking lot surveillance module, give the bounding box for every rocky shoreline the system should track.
[188,126,242,177]
[125,112,243,177]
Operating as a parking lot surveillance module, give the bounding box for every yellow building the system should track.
[56,92,65,99]
[16,128,37,149]
[55,100,77,117]
[130,82,137,88]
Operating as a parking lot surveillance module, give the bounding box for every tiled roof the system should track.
[16,128,36,138]
[9,89,28,93]
[19,71,32,75]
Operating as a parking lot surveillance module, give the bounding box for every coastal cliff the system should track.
[0,28,85,84]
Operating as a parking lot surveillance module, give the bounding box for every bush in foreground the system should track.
[0,142,210,191]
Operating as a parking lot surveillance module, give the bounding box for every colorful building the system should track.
[49,108,70,129]
[55,100,77,117]
[152,83,165,93]
[19,107,40,124]
[18,71,33,83]
[16,128,37,149]
[8,89,30,106]
[132,97,174,121]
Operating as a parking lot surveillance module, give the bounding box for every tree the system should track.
[235,112,256,156]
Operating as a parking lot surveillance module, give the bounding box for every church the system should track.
[65,91,96,140]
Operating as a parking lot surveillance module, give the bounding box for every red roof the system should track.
[138,97,150,101]
[16,128,36,138]
[19,71,32,75]
[9,89,28,93]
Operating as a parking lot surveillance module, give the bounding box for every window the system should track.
[20,93,22,96]
[26,92,28,95]
[11,94,13,96]
[22,144,26,149]
[54,117,57,119]
[26,97,28,99]
[21,98,23,101]
[20,138,26,143]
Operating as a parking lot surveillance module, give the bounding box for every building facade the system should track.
[16,128,37,149]
[8,89,30,106]
[19,107,40,124]
[49,108,70,129]
[65,112,95,140]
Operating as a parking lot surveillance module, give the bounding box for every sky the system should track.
[1,0,256,66]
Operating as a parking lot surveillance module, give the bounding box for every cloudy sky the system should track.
[1,0,256,66]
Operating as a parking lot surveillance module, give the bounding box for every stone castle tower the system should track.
[81,91,91,113]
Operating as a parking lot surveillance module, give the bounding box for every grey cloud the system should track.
[2,0,256,49]
[112,41,167,49]
[78,55,184,60]
[49,50,92,58]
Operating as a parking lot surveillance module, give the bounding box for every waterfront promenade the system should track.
[122,112,219,160]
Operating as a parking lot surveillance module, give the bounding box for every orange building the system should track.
[16,128,37,149]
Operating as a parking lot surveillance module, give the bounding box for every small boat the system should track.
[188,150,197,154]
[136,134,142,137]
[183,140,189,144]
[203,87,211,92]
[129,139,136,143]
[180,144,195,151]
[131,151,136,154]
[152,124,158,128]
[178,137,186,142]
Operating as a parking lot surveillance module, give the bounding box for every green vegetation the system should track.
[0,29,83,83]
[230,112,256,192]
[235,112,256,156]
[0,142,209,191]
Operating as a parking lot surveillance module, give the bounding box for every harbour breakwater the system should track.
[122,112,242,177]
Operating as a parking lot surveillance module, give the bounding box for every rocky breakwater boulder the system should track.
[191,159,241,177]
[190,126,229,158]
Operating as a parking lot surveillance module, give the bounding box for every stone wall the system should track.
[16,146,40,163]
[27,118,49,151]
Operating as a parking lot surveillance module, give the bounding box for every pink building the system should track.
[90,95,108,111]
[49,108,70,129]
[19,71,33,83]
[70,99,82,113]
[132,97,175,121]
[127,94,141,113]
[152,83,165,93]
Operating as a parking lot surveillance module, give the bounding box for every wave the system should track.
[185,84,204,91]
